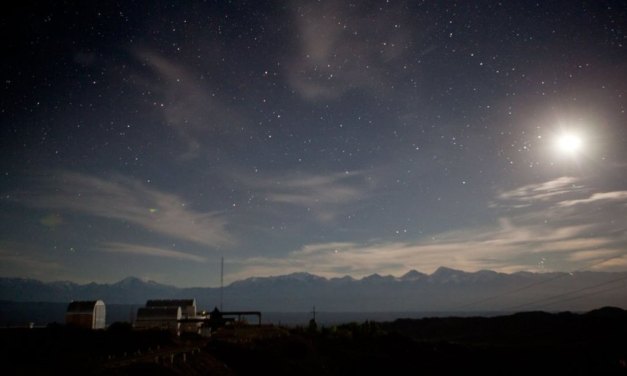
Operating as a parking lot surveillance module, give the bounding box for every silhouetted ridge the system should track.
[113,277,150,287]
[400,269,427,281]
[361,273,397,284]
[430,266,466,282]
[585,306,627,319]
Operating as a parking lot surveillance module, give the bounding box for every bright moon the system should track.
[556,132,583,154]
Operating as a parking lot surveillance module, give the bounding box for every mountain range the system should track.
[1,267,626,312]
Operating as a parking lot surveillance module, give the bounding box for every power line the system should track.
[538,282,627,309]
[505,274,627,311]
[453,255,624,311]
[455,273,567,310]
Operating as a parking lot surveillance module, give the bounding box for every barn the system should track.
[146,299,197,318]
[134,306,182,335]
[65,300,106,329]
[145,299,200,334]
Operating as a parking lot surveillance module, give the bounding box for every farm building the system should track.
[134,306,182,335]
[145,299,200,334]
[146,299,197,318]
[65,300,106,329]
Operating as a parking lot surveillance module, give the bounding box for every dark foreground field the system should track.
[2,307,626,375]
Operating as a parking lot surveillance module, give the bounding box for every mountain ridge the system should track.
[2,268,626,312]
[0,267,605,289]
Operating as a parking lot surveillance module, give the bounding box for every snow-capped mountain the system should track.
[1,268,626,312]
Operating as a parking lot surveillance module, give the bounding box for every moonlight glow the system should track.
[556,132,583,155]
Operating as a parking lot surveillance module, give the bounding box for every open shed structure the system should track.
[65,300,106,329]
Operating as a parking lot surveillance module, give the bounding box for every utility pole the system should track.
[308,305,318,332]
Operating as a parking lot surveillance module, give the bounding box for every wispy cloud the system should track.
[134,49,249,158]
[235,170,372,221]
[100,242,207,263]
[589,256,627,271]
[568,249,621,262]
[0,247,63,280]
[23,172,234,248]
[558,191,627,207]
[286,1,412,100]
[495,176,585,207]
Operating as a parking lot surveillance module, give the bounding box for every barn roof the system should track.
[146,299,196,308]
[136,306,181,320]
[66,300,104,314]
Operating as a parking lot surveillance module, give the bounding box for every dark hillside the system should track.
[1,308,625,375]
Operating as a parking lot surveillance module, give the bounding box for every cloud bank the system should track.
[227,176,627,281]
[23,172,234,249]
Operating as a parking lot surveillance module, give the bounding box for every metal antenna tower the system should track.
[220,256,224,311]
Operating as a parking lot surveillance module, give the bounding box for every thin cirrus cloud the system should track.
[495,176,585,207]
[568,249,622,262]
[23,172,234,248]
[557,191,627,207]
[0,246,63,280]
[100,242,207,263]
[133,49,249,158]
[228,176,627,280]
[235,170,372,221]
[286,1,411,101]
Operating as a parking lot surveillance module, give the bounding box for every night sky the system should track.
[2,1,626,287]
